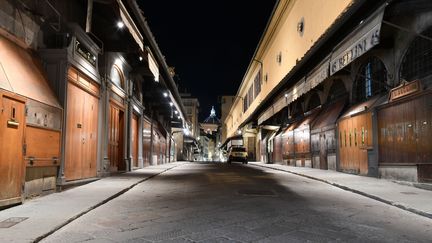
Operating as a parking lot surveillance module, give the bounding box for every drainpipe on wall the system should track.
[125,83,133,171]
[149,111,154,165]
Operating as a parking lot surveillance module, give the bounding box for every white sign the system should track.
[118,0,144,51]
[148,52,159,82]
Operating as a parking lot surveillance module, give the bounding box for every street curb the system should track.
[33,164,182,243]
[250,163,432,220]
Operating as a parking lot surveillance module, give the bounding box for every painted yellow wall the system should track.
[225,0,353,139]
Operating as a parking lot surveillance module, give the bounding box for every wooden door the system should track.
[273,135,282,163]
[152,129,160,165]
[81,94,98,178]
[65,83,84,180]
[287,131,295,159]
[416,95,432,163]
[338,119,348,171]
[65,83,98,180]
[358,113,371,175]
[143,119,151,166]
[247,138,255,161]
[0,95,25,206]
[109,103,124,171]
[131,113,139,168]
[319,132,328,169]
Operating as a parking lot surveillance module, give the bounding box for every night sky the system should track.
[138,1,276,121]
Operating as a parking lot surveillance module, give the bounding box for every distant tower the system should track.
[201,106,221,135]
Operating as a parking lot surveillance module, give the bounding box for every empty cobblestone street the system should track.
[42,163,432,242]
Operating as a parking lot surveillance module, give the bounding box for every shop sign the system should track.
[330,24,381,75]
[389,80,422,101]
[307,57,329,89]
[148,52,159,82]
[118,0,144,51]
[330,5,386,76]
[75,40,97,67]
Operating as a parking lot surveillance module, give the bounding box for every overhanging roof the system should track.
[0,36,61,108]
[238,0,388,130]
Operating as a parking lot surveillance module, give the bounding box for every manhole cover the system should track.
[0,217,28,228]
[238,189,276,196]
[400,192,417,195]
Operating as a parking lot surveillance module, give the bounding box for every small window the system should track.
[254,69,262,98]
[110,65,124,88]
[276,52,282,65]
[353,57,387,103]
[400,26,432,81]
[354,128,357,146]
[344,130,347,147]
[349,130,352,147]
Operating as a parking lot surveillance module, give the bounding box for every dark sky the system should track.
[138,1,277,121]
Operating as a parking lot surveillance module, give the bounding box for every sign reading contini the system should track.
[330,6,386,75]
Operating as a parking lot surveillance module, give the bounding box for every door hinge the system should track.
[25,106,28,117]
[23,144,27,156]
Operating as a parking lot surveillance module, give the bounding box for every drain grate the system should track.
[400,192,417,195]
[238,189,276,196]
[0,217,28,228]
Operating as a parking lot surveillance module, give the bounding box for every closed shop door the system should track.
[319,133,328,169]
[338,119,349,171]
[143,119,151,166]
[273,135,282,163]
[338,113,371,174]
[378,93,432,165]
[417,95,432,163]
[152,130,160,165]
[247,137,255,161]
[131,114,139,168]
[0,95,25,206]
[109,103,125,171]
[358,113,371,175]
[65,82,98,181]
[82,94,98,178]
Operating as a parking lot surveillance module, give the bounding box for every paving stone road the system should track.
[42,162,432,242]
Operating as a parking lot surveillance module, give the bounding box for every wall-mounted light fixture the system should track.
[117,21,125,29]
[169,102,173,106]
[139,56,143,61]
[276,52,282,65]
[163,92,168,97]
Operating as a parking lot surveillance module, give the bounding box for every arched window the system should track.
[307,93,321,111]
[400,26,432,82]
[110,65,124,88]
[132,80,140,98]
[289,99,303,118]
[328,79,347,102]
[353,57,387,103]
